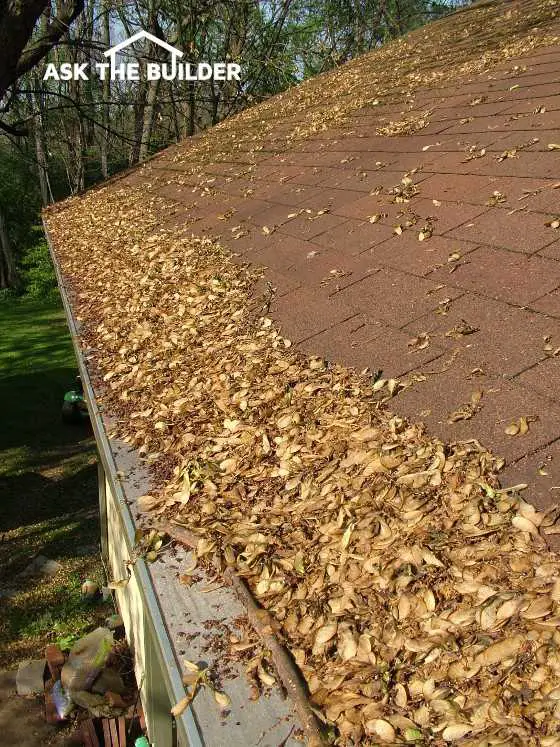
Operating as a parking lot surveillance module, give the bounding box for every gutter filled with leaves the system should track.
[44,181,560,746]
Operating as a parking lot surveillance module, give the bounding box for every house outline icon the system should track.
[104,30,184,62]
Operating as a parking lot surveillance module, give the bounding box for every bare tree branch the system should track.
[0,0,85,101]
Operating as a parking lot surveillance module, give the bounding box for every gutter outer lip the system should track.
[43,216,204,747]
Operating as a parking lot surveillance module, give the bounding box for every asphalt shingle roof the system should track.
[105,0,560,511]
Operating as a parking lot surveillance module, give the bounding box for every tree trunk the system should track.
[35,82,52,204]
[33,104,51,205]
[30,15,51,205]
[138,76,160,162]
[68,78,85,192]
[129,80,147,165]
[100,0,110,178]
[74,119,85,192]
[81,0,95,145]
[67,21,85,192]
[0,207,17,290]
[0,0,84,103]
[169,84,181,142]
[188,81,196,136]
[26,73,51,206]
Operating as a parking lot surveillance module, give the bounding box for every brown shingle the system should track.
[47,5,560,512]
[429,245,560,305]
[447,207,559,254]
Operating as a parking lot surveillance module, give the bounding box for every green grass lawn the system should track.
[0,295,109,665]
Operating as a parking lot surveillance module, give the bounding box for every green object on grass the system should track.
[63,389,83,403]
[62,375,89,423]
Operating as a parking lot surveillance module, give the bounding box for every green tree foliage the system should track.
[0,143,42,292]
[0,144,41,247]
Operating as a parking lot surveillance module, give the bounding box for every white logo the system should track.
[43,30,241,82]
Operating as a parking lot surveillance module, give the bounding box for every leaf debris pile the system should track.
[46,184,560,746]
[171,658,231,718]
[377,110,433,137]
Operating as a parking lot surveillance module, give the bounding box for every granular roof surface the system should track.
[108,0,560,513]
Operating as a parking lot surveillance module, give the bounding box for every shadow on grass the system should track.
[0,298,99,573]
[0,463,98,533]
[0,366,99,580]
[0,288,107,665]
[0,368,93,454]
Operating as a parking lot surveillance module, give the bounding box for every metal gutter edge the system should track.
[43,217,204,747]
